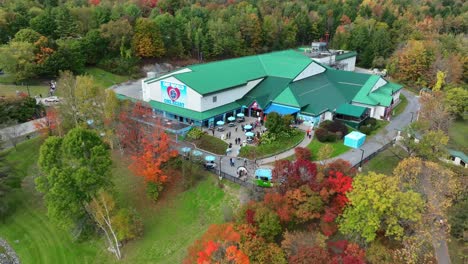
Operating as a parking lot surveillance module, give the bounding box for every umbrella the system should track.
[245,132,254,137]
[244,125,252,130]
[216,120,225,126]
[236,113,245,117]
[227,116,236,122]
[192,150,203,157]
[205,155,216,162]
[181,147,191,153]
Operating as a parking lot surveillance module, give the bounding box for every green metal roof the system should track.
[352,77,402,107]
[448,149,468,163]
[273,87,301,107]
[148,50,313,95]
[287,70,370,115]
[335,104,368,118]
[335,51,357,61]
[236,76,291,109]
[149,100,240,121]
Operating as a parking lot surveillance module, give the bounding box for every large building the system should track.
[137,50,402,128]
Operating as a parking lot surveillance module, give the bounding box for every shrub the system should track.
[98,56,140,75]
[315,128,329,142]
[326,133,337,142]
[146,182,163,201]
[359,125,373,135]
[186,127,204,140]
[365,117,377,126]
[295,147,311,161]
[319,120,333,129]
[327,120,348,138]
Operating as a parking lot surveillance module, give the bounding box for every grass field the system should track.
[239,130,305,159]
[362,147,407,175]
[392,93,408,117]
[0,84,49,97]
[188,134,229,155]
[1,138,240,263]
[307,139,351,161]
[448,120,468,153]
[83,67,129,89]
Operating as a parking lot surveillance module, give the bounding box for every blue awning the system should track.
[264,103,300,115]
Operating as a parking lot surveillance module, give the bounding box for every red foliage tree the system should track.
[34,107,59,137]
[323,159,357,177]
[263,193,293,223]
[117,102,152,154]
[272,159,317,193]
[295,147,311,161]
[289,246,331,264]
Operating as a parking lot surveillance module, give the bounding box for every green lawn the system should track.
[187,134,228,155]
[307,139,351,161]
[1,138,240,264]
[448,120,468,153]
[0,84,49,97]
[83,67,129,89]
[239,130,305,159]
[0,138,103,264]
[392,93,408,117]
[362,147,407,175]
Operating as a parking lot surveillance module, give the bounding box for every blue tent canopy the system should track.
[264,103,300,115]
[255,169,272,180]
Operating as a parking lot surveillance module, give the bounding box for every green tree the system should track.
[36,127,112,229]
[99,18,133,53]
[132,17,165,58]
[339,172,424,242]
[29,9,56,38]
[254,206,282,242]
[53,6,78,38]
[444,87,468,119]
[13,28,42,43]
[40,39,85,76]
[0,138,12,220]
[0,41,36,81]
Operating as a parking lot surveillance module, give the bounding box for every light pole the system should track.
[359,148,365,171]
[410,112,414,122]
[219,156,222,176]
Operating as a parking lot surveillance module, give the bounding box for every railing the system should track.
[352,139,396,168]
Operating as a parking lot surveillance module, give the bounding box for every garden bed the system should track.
[186,134,228,155]
[238,130,305,159]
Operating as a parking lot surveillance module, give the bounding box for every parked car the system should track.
[44,96,60,103]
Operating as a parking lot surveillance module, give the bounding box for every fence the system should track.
[352,139,396,169]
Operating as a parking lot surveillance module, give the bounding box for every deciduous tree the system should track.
[339,172,424,242]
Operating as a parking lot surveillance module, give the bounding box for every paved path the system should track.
[0,118,45,149]
[325,89,419,166]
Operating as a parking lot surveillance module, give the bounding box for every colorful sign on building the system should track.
[161,81,187,108]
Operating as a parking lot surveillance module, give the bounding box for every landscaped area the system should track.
[238,130,305,159]
[307,138,351,161]
[0,138,241,264]
[362,147,407,175]
[0,84,49,97]
[187,133,229,155]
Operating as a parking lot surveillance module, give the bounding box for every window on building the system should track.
[212,96,217,103]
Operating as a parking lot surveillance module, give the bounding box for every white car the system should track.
[44,96,60,103]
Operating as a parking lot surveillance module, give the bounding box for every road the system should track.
[0,118,45,149]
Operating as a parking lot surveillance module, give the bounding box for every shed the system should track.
[344,131,366,149]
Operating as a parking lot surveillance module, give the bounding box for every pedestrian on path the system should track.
[212,129,215,136]
[235,126,238,132]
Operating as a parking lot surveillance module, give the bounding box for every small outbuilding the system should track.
[344,131,366,149]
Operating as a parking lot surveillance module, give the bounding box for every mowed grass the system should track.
[0,138,104,264]
[84,67,129,89]
[362,147,407,175]
[1,138,240,264]
[239,130,305,159]
[0,84,49,97]
[448,120,468,153]
[307,139,351,161]
[392,93,408,117]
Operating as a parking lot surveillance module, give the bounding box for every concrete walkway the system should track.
[324,89,419,166]
[0,117,45,149]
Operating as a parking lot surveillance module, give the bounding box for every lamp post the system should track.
[219,156,222,176]
[410,112,414,123]
[359,148,365,171]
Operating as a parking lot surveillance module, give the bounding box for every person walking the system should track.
[235,126,238,132]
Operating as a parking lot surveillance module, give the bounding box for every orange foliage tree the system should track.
[34,107,61,137]
[129,127,178,185]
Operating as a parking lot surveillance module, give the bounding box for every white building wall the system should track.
[293,62,326,82]
[143,76,203,112]
[370,77,387,92]
[338,57,356,71]
[200,78,263,112]
[392,90,401,103]
[324,111,333,120]
[374,106,387,119]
